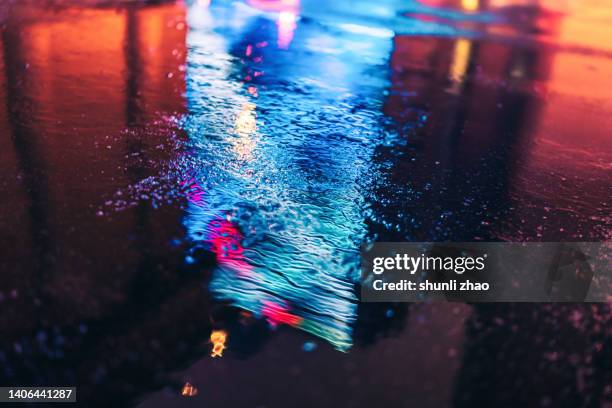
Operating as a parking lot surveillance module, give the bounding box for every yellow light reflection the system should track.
[181,382,198,397]
[233,103,258,161]
[449,38,472,93]
[461,0,479,12]
[210,330,228,357]
[234,102,257,134]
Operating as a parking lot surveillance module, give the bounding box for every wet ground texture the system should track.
[0,0,610,407]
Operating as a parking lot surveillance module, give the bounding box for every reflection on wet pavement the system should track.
[0,0,610,407]
[180,0,394,350]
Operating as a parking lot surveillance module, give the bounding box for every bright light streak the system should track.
[277,11,297,49]
[449,38,472,93]
[338,23,394,38]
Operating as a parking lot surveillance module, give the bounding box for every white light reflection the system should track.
[338,23,394,38]
[277,11,298,49]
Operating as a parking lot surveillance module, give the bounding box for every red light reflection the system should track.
[261,300,303,327]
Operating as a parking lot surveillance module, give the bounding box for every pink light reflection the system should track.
[182,179,253,275]
[246,0,299,50]
[207,217,254,275]
[277,11,297,49]
[181,178,206,206]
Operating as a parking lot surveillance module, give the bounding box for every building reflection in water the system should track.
[0,2,212,405]
[378,1,611,407]
[182,0,395,351]
[182,0,610,349]
[179,0,610,405]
